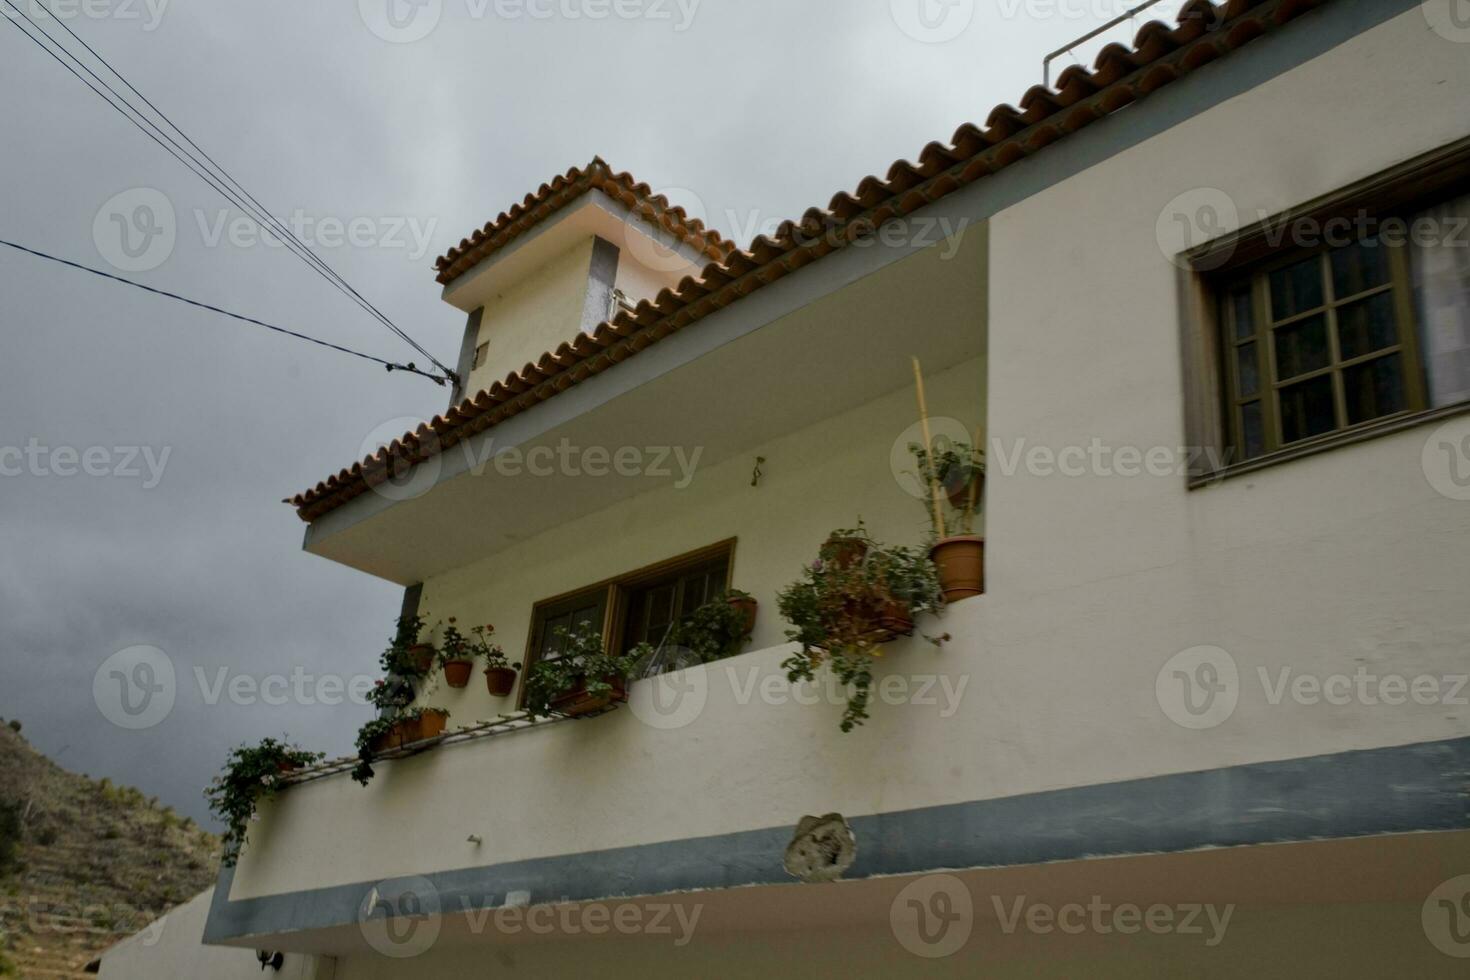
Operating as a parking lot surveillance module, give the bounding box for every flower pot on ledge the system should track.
[443,660,475,688]
[550,676,628,717]
[930,536,984,602]
[369,709,449,753]
[485,666,518,698]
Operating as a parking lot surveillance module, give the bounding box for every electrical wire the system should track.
[0,237,443,380]
[0,0,457,383]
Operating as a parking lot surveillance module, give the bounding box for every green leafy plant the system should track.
[523,622,646,719]
[380,614,435,678]
[909,437,985,536]
[673,590,756,664]
[366,676,414,712]
[206,738,323,866]
[777,523,944,732]
[351,707,448,786]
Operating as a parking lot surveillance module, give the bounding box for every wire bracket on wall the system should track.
[751,456,766,488]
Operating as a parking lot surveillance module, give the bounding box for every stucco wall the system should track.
[97,889,330,979]
[227,5,1469,909]
[465,237,593,395]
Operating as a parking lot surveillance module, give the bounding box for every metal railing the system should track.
[1043,0,1173,88]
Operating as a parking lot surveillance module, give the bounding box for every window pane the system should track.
[1278,374,1337,444]
[1337,291,1398,360]
[1231,286,1255,341]
[1274,314,1330,380]
[1240,401,1265,460]
[1330,237,1390,298]
[1235,342,1260,397]
[1270,257,1324,321]
[1344,353,1407,425]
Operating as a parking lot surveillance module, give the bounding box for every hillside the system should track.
[0,719,219,978]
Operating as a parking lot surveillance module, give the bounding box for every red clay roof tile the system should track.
[291,0,1327,523]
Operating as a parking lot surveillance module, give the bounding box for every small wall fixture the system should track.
[256,950,284,972]
[467,834,483,845]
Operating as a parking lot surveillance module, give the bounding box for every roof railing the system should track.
[1043,0,1174,88]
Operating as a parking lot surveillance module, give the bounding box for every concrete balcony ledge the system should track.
[205,594,1470,952]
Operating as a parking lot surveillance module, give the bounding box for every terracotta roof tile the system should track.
[433,157,736,286]
[291,0,1329,523]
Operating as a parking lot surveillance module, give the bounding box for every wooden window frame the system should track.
[517,539,737,706]
[1180,135,1470,487]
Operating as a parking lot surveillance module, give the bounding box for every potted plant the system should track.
[777,524,944,732]
[438,618,476,688]
[910,358,986,602]
[911,438,986,601]
[472,624,520,697]
[381,613,436,678]
[523,622,646,719]
[351,706,451,786]
[672,589,758,664]
[206,737,323,866]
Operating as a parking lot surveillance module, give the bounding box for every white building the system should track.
[99,1,1470,975]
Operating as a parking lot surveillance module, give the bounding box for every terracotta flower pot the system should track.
[551,676,628,717]
[821,535,868,569]
[727,595,758,636]
[443,660,474,688]
[406,644,436,675]
[370,710,450,753]
[930,536,985,602]
[485,666,518,697]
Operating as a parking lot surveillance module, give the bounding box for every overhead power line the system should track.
[0,0,457,384]
[0,237,444,380]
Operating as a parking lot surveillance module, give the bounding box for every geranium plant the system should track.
[777,523,944,732]
[523,622,647,719]
[207,737,323,866]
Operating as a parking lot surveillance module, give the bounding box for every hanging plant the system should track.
[777,523,943,732]
[206,738,323,866]
[380,613,436,679]
[351,707,450,786]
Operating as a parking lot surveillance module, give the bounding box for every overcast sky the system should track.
[0,0,1191,825]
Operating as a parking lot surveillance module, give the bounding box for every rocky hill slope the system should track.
[0,719,218,977]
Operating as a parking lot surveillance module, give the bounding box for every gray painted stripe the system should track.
[204,735,1470,944]
[306,0,1423,544]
